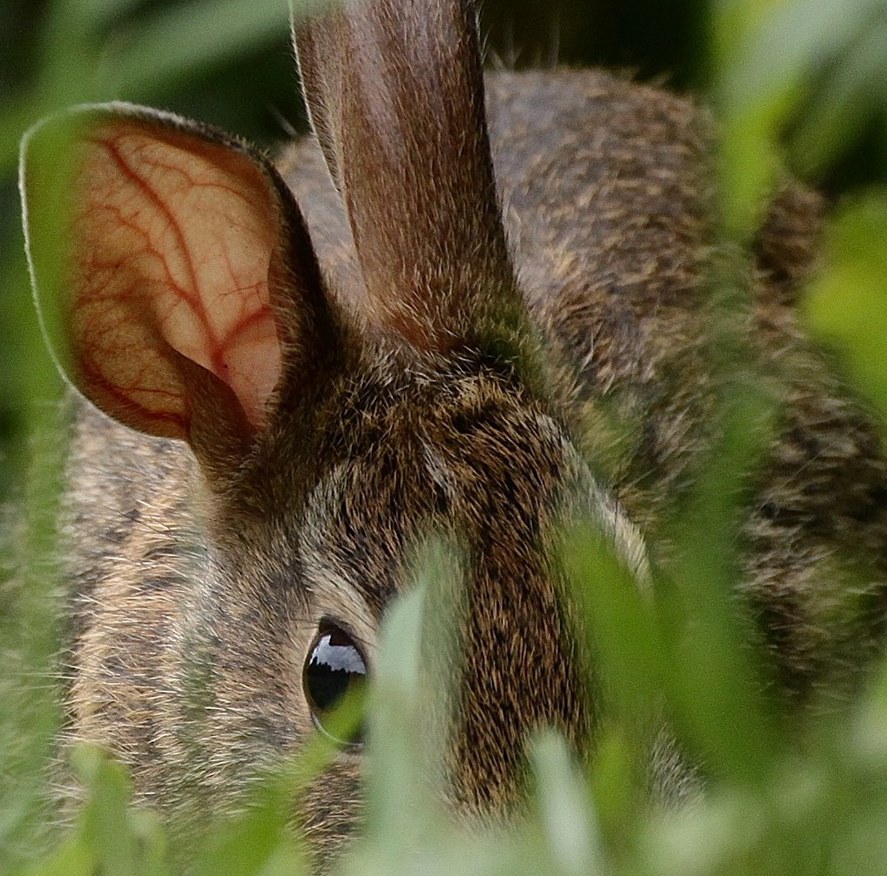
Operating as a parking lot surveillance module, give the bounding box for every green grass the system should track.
[2,0,887,873]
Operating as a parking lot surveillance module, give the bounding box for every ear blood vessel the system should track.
[19,0,887,865]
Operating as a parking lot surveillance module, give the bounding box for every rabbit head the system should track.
[20,0,653,854]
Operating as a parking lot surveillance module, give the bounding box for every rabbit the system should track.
[19,0,887,865]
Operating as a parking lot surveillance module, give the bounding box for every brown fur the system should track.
[23,0,887,867]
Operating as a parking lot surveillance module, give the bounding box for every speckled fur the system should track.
[53,2,886,868]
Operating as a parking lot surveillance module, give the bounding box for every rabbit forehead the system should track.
[296,389,583,613]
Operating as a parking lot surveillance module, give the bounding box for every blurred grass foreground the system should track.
[2,0,887,873]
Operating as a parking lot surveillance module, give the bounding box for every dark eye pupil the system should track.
[303,623,367,746]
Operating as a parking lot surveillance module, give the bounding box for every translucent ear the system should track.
[21,103,335,472]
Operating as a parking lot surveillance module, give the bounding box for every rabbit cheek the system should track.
[297,758,365,863]
[156,575,301,794]
[181,579,367,850]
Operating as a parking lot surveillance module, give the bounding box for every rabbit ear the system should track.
[295,0,524,355]
[21,103,339,479]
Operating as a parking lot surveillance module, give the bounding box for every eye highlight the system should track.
[303,621,367,747]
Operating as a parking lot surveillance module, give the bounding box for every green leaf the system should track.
[97,0,293,99]
[531,731,605,876]
[658,385,782,786]
[803,193,887,427]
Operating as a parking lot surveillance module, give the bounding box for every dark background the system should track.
[0,0,710,151]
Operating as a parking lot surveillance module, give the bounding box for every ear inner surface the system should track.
[23,104,341,475]
[69,117,284,435]
[296,0,524,354]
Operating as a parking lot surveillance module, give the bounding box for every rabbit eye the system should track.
[303,621,367,747]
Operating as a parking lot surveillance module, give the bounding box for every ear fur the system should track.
[294,0,527,355]
[21,103,340,480]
